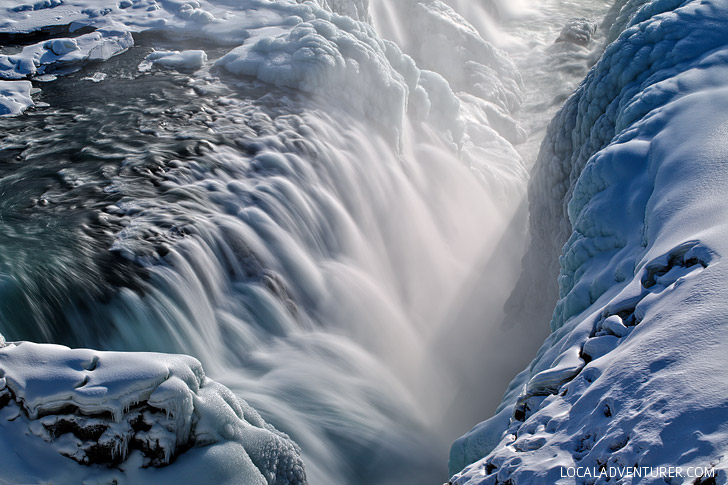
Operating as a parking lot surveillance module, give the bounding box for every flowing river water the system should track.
[0,0,612,483]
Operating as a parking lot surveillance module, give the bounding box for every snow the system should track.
[210,0,523,153]
[214,12,413,134]
[555,18,598,47]
[139,49,208,71]
[0,80,33,115]
[0,341,306,483]
[0,0,526,176]
[450,0,728,483]
[0,29,134,80]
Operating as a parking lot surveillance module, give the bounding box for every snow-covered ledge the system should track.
[450,0,728,483]
[0,340,306,484]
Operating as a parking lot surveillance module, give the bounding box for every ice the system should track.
[139,49,208,71]
[0,29,133,80]
[555,18,598,46]
[0,341,306,483]
[450,0,728,483]
[449,405,512,477]
[310,0,371,22]
[214,13,412,133]
[367,0,525,148]
[0,0,528,184]
[81,71,108,82]
[0,80,33,115]
[374,0,523,114]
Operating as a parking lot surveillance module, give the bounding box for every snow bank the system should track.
[0,341,306,484]
[451,0,728,482]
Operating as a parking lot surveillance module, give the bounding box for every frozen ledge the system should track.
[0,341,306,484]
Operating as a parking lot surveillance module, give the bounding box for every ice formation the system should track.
[139,49,208,71]
[451,0,728,482]
[0,341,306,484]
[554,18,598,47]
[0,79,33,115]
[0,29,133,80]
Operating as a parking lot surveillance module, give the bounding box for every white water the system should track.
[0,0,613,482]
[99,95,521,484]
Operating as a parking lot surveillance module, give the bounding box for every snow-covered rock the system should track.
[0,80,33,115]
[139,49,208,71]
[555,18,598,47]
[0,341,306,484]
[213,8,414,138]
[451,0,728,483]
[0,29,133,80]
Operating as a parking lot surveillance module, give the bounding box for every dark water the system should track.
[1,34,291,345]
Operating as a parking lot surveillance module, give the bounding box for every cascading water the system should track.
[0,0,613,483]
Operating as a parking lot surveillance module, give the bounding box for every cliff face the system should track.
[451,0,728,482]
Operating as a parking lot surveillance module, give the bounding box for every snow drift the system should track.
[450,0,728,483]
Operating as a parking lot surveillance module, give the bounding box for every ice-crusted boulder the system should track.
[0,80,33,115]
[451,0,728,483]
[0,29,134,80]
[554,18,598,47]
[0,341,306,484]
[139,49,208,71]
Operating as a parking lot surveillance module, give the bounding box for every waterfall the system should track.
[0,0,613,482]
